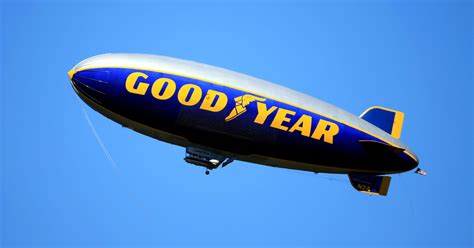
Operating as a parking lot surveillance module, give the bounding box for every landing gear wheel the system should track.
[205,170,210,175]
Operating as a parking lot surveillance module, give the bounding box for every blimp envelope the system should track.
[69,53,422,196]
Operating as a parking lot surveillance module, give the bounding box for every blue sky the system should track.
[1,1,472,247]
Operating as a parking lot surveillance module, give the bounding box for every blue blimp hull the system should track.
[69,54,420,195]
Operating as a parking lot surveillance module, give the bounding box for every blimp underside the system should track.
[69,53,420,196]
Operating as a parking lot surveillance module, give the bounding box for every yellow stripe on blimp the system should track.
[73,65,418,163]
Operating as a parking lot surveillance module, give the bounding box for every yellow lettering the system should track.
[125,72,149,95]
[151,78,176,100]
[288,114,312,137]
[200,90,228,112]
[270,108,296,131]
[178,84,202,106]
[254,102,277,125]
[311,119,339,144]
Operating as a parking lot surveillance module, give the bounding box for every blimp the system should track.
[68,53,421,196]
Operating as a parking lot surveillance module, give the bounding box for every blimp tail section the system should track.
[348,174,392,196]
[360,106,405,139]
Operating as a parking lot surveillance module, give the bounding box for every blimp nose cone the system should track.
[68,67,111,104]
[68,68,75,80]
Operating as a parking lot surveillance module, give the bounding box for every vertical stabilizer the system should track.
[360,106,404,139]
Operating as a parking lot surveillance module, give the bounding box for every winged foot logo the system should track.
[224,94,266,121]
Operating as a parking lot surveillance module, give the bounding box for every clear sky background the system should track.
[1,1,472,247]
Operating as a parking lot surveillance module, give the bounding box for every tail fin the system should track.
[360,106,404,139]
[348,174,391,196]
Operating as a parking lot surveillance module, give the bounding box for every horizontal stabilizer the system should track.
[349,174,391,196]
[360,106,404,139]
[358,140,405,154]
